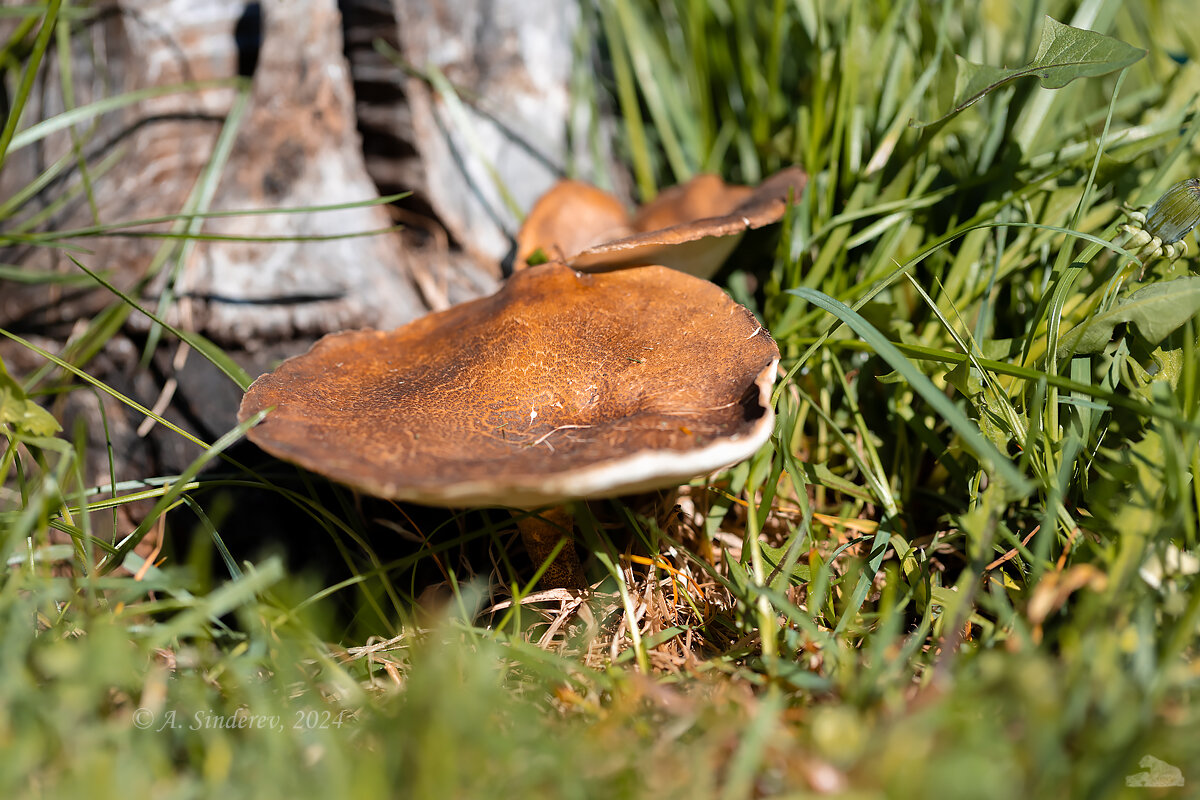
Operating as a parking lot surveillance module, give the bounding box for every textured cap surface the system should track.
[239,263,779,508]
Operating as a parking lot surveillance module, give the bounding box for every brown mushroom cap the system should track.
[512,167,806,277]
[514,179,632,269]
[631,173,754,233]
[238,263,779,508]
[568,166,807,277]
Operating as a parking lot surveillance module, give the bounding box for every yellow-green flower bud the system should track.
[1144,177,1200,245]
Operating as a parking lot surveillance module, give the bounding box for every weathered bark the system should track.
[340,0,502,311]
[0,0,501,476]
[2,0,465,343]
[392,0,626,265]
[0,1,230,333]
[159,0,468,346]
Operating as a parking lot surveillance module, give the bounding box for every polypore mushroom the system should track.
[630,173,754,232]
[238,262,779,588]
[514,167,806,278]
[515,180,632,267]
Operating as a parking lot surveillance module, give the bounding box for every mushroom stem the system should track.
[514,507,586,589]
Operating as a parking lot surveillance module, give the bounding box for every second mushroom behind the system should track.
[238,263,780,588]
[514,167,807,279]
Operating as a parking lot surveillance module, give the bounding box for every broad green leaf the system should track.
[915,16,1144,127]
[1149,348,1185,390]
[1057,278,1200,357]
[0,387,62,437]
[0,356,61,436]
[1126,349,1184,405]
[760,542,812,589]
[724,550,752,596]
[945,359,982,396]
[978,403,1017,453]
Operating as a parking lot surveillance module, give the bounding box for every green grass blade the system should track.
[787,287,1033,496]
